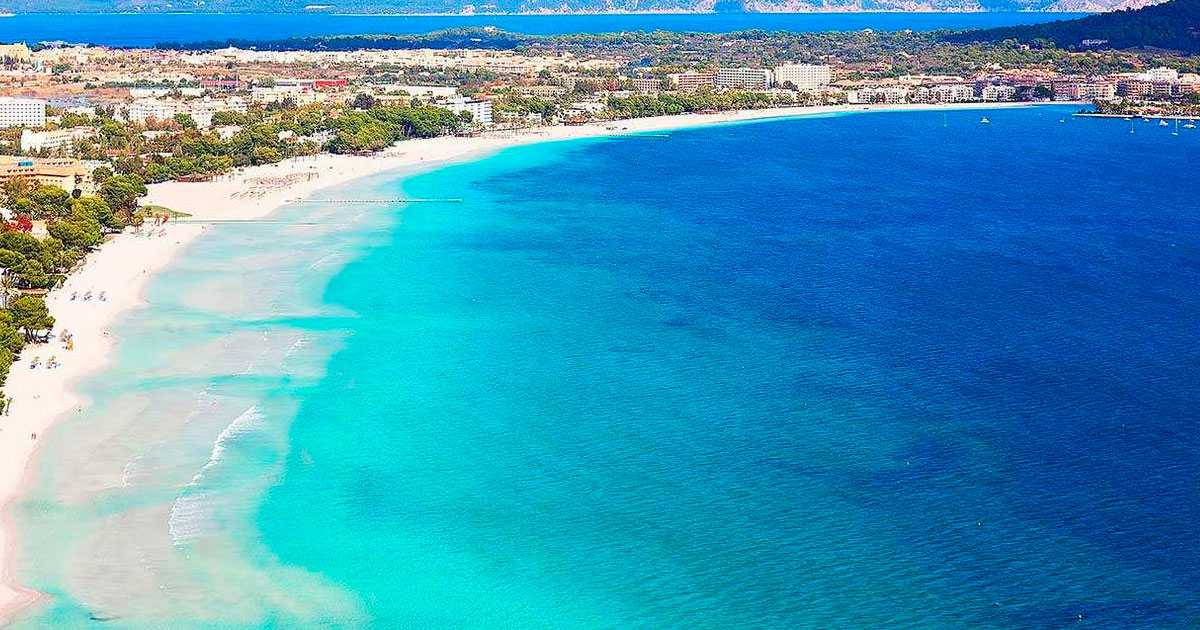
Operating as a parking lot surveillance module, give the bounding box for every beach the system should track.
[0,100,1049,624]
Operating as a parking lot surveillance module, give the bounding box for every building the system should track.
[847,86,909,104]
[513,85,568,98]
[668,71,716,92]
[0,44,32,63]
[980,84,1018,102]
[920,83,975,103]
[250,85,321,105]
[0,97,46,128]
[715,67,773,90]
[443,97,493,125]
[0,157,90,194]
[773,64,833,91]
[123,97,247,128]
[19,127,97,155]
[1144,67,1179,82]
[1054,80,1117,100]
[628,77,665,92]
[381,85,458,99]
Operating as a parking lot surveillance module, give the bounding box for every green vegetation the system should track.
[0,174,149,394]
[949,0,1200,54]
[62,102,467,183]
[606,91,790,118]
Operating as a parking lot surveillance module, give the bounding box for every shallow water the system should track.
[12,107,1200,628]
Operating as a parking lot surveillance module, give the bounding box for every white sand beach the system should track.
[0,100,1049,623]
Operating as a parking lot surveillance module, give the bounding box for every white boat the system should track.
[1159,120,1169,126]
[980,118,991,124]
[1185,122,1197,129]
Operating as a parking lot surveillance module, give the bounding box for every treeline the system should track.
[62,102,467,184]
[946,0,1200,54]
[143,27,1197,78]
[605,91,788,118]
[0,174,149,393]
[0,175,144,289]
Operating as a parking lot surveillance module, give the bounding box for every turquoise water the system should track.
[11,107,1200,628]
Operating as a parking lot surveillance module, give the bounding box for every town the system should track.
[0,34,1194,197]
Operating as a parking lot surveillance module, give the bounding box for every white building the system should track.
[667,71,716,92]
[715,67,773,90]
[123,97,247,128]
[773,64,833,91]
[20,127,97,154]
[921,84,976,103]
[0,97,47,128]
[383,85,458,99]
[981,84,1018,102]
[443,97,493,126]
[1145,67,1179,82]
[848,86,909,104]
[250,85,321,106]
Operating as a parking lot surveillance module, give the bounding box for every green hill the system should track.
[945,0,1200,52]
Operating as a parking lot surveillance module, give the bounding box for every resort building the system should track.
[0,156,90,194]
[915,83,976,103]
[19,127,98,155]
[628,77,665,92]
[123,97,248,128]
[715,67,773,90]
[250,85,322,106]
[1054,80,1117,101]
[847,86,909,104]
[668,71,717,92]
[380,85,459,99]
[513,85,569,98]
[0,97,47,128]
[773,64,833,91]
[443,97,493,125]
[980,84,1018,102]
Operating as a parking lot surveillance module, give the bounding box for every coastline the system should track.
[0,99,1058,625]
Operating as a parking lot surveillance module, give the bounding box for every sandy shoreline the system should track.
[0,100,1058,624]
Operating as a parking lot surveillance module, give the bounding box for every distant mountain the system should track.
[0,0,1173,14]
[945,0,1200,52]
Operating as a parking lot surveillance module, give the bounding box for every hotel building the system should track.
[0,97,47,128]
[773,64,833,91]
[715,67,773,90]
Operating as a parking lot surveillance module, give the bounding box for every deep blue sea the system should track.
[0,12,1085,46]
[11,106,1200,629]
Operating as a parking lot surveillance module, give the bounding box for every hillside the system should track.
[945,0,1200,52]
[0,0,1172,14]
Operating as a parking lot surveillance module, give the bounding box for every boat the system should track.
[980,118,991,124]
[1173,119,1179,136]
[1185,122,1196,129]
[1159,119,1169,126]
[1059,118,1066,123]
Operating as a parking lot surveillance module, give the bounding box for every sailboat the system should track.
[1173,119,1180,136]
[1159,119,1169,126]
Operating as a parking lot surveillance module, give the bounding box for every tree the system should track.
[174,113,197,130]
[91,165,113,184]
[9,296,54,342]
[98,175,147,215]
[30,186,73,220]
[73,196,121,232]
[352,93,376,110]
[2,177,33,209]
